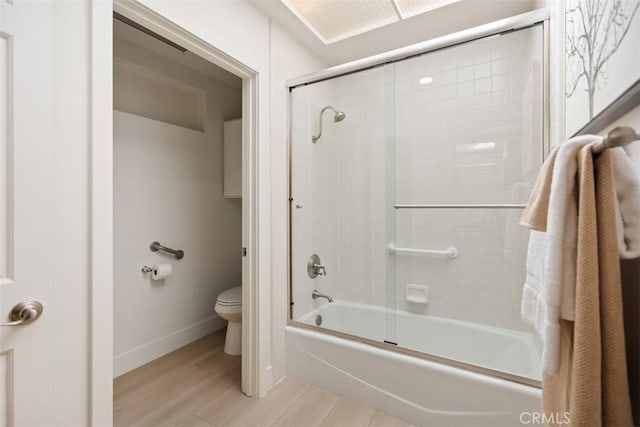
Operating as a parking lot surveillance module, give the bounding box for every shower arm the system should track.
[312,106,338,143]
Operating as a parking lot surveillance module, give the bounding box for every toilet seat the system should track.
[216,285,241,306]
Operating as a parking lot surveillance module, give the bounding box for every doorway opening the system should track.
[109,4,261,420]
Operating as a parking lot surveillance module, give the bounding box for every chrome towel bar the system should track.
[386,243,458,258]
[150,241,184,260]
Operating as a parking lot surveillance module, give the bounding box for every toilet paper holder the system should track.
[141,263,173,280]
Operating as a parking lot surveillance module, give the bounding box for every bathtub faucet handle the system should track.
[313,263,327,276]
[308,254,327,278]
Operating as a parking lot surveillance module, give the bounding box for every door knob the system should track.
[0,301,43,326]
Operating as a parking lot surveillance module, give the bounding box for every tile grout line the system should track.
[194,413,215,427]
[131,365,240,426]
[115,362,218,415]
[266,381,310,426]
[115,339,226,394]
[364,407,377,427]
[268,384,340,427]
[312,395,341,427]
[114,340,226,401]
[115,343,239,426]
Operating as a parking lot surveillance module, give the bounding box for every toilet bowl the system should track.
[214,286,242,355]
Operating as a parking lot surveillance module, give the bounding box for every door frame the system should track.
[89,0,264,423]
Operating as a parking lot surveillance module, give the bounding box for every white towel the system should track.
[522,135,599,373]
[613,147,640,259]
[521,229,546,322]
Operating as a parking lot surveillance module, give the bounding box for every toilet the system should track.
[214,285,242,355]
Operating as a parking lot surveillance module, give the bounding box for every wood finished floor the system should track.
[114,329,414,427]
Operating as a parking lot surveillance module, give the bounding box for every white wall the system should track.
[268,22,326,382]
[533,0,565,147]
[548,0,566,147]
[564,1,640,136]
[51,2,91,424]
[113,39,242,376]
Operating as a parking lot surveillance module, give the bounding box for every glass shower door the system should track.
[289,63,398,346]
[392,24,544,380]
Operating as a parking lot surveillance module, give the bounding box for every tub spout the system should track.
[312,290,334,303]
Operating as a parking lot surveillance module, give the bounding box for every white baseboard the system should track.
[114,315,226,377]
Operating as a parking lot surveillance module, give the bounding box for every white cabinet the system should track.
[223,118,242,198]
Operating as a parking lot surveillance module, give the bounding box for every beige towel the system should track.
[537,145,633,426]
[581,146,632,426]
[520,145,559,231]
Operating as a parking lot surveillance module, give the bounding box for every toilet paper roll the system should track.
[151,263,172,280]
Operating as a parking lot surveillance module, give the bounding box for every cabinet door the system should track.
[223,119,242,198]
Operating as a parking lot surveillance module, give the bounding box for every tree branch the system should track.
[595,0,639,74]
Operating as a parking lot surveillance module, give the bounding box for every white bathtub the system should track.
[287,300,542,426]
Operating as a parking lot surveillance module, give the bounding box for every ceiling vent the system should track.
[281,0,460,44]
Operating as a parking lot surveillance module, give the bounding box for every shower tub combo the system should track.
[288,301,540,426]
[287,9,548,426]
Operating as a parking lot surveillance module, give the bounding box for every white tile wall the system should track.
[392,25,544,331]
[291,66,393,319]
[395,26,544,206]
[290,25,544,335]
[394,209,530,330]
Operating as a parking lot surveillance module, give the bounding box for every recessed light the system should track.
[419,77,434,85]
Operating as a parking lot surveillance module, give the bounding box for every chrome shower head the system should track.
[333,111,346,122]
[312,105,346,143]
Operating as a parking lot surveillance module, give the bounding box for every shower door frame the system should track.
[286,7,551,389]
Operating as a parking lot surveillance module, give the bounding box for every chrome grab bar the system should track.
[150,241,184,259]
[386,243,458,258]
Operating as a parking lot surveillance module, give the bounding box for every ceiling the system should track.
[250,0,539,66]
[281,0,460,44]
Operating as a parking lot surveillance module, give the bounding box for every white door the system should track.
[0,1,53,425]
